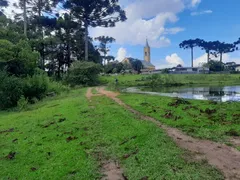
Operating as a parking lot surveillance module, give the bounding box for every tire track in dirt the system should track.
[86,88,126,180]
[86,87,103,101]
[97,87,240,180]
[86,88,93,100]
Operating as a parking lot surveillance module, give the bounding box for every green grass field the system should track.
[100,74,240,87]
[119,93,240,146]
[0,89,223,179]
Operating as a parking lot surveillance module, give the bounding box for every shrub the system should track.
[0,68,69,110]
[0,71,24,109]
[23,69,49,101]
[65,61,101,86]
[145,74,182,87]
[17,95,28,111]
[48,81,70,94]
[0,39,39,76]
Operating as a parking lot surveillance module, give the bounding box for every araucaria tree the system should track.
[211,41,236,62]
[63,0,127,61]
[234,38,240,50]
[95,36,115,65]
[199,40,215,63]
[179,39,202,67]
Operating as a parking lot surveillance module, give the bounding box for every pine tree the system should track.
[63,0,127,61]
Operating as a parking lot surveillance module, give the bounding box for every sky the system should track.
[90,0,240,69]
[4,0,240,69]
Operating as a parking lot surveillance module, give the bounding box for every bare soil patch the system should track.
[96,87,240,180]
[86,88,103,101]
[101,161,126,180]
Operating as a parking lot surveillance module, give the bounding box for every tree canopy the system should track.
[0,0,8,15]
[63,0,127,61]
[179,39,202,67]
[95,36,115,65]
[180,38,238,68]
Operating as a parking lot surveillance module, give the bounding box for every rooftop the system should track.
[126,57,155,69]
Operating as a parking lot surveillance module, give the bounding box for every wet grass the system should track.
[119,93,240,144]
[0,89,223,179]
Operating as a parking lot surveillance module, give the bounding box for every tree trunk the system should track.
[104,44,107,65]
[57,59,61,79]
[37,0,42,34]
[207,51,210,63]
[220,53,223,63]
[42,42,45,70]
[23,0,27,37]
[38,0,44,70]
[66,29,71,67]
[191,47,193,67]
[84,24,88,61]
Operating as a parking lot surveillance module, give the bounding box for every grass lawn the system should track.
[100,74,240,87]
[119,93,240,145]
[0,89,223,179]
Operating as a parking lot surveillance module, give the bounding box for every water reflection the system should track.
[123,86,240,102]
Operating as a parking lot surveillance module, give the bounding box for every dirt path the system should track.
[86,87,103,101]
[86,88,125,180]
[86,88,93,100]
[101,161,125,180]
[96,87,240,180]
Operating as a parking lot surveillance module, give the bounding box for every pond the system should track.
[122,85,240,102]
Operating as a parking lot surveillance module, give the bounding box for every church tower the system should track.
[144,39,151,62]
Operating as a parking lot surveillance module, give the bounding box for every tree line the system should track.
[0,0,127,109]
[179,38,240,67]
[0,0,127,76]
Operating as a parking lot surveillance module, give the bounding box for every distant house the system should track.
[122,39,155,71]
[224,62,240,72]
[235,65,240,72]
[225,62,236,67]
[169,67,209,74]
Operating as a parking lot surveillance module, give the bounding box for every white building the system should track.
[170,67,210,74]
[235,65,240,72]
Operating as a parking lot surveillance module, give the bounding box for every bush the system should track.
[145,74,182,87]
[0,71,24,109]
[65,61,101,86]
[17,95,28,111]
[0,69,69,110]
[23,69,49,101]
[0,39,39,76]
[48,81,70,94]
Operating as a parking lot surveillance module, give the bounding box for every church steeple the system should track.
[144,38,151,62]
[146,38,149,48]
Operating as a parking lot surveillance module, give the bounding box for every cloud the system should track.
[154,62,175,69]
[194,53,240,67]
[116,47,127,61]
[191,10,213,16]
[3,0,21,18]
[4,0,199,49]
[164,27,185,34]
[166,53,185,65]
[90,0,196,48]
[191,0,201,7]
[155,53,185,69]
[3,0,67,19]
[90,12,181,48]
